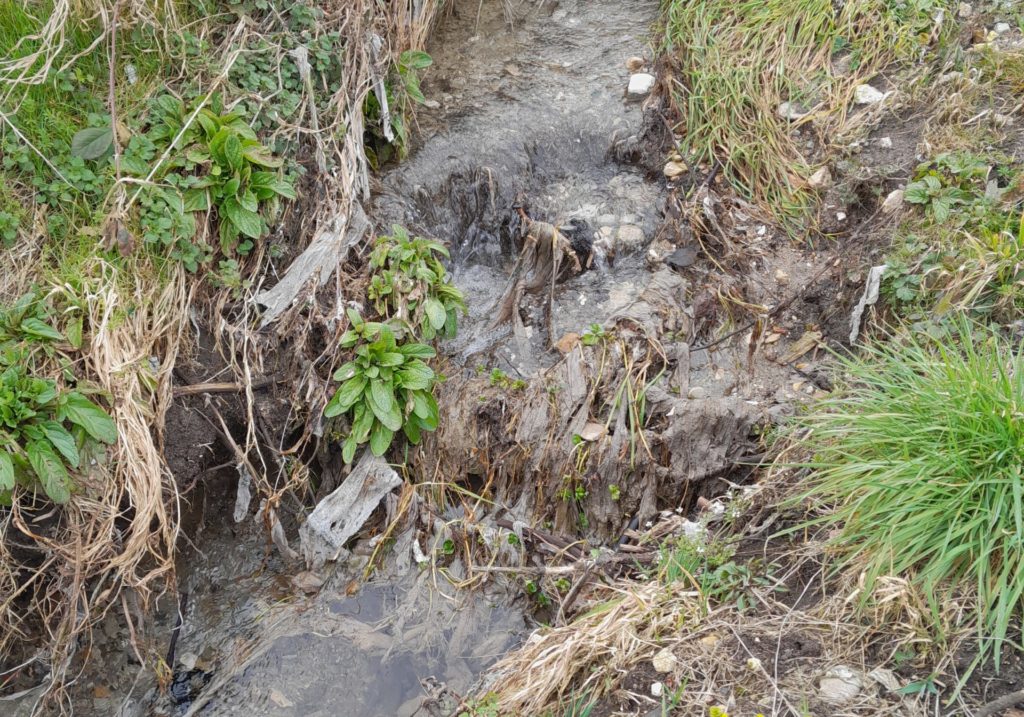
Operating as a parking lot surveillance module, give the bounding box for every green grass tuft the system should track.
[793,320,1024,670]
[660,0,951,228]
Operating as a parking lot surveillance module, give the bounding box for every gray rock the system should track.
[994,22,1011,34]
[882,188,904,214]
[776,101,808,120]
[616,224,645,248]
[854,84,886,104]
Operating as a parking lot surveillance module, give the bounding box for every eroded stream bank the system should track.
[55,1,686,715]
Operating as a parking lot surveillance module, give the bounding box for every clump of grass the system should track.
[793,320,1024,671]
[660,0,946,227]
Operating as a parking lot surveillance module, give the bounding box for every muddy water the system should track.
[57,1,662,715]
[375,0,663,373]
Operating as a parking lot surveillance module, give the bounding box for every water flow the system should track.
[65,1,663,715]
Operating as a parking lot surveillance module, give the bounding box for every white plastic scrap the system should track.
[299,453,402,569]
[849,264,886,343]
[232,467,252,523]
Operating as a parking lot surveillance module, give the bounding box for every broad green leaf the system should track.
[0,451,13,491]
[196,111,218,137]
[223,133,244,172]
[342,434,358,464]
[71,127,113,160]
[208,127,232,164]
[400,50,433,69]
[339,330,359,348]
[243,146,283,168]
[327,374,367,416]
[378,352,405,367]
[404,73,426,105]
[21,317,63,341]
[27,441,71,504]
[183,188,210,213]
[403,420,422,445]
[332,361,359,382]
[221,197,263,239]
[411,390,436,420]
[271,178,296,200]
[66,315,83,349]
[223,176,241,197]
[369,420,394,456]
[398,343,435,359]
[239,189,259,212]
[350,403,374,443]
[367,379,402,431]
[40,420,79,468]
[219,218,240,254]
[398,360,434,390]
[415,410,438,432]
[61,393,117,443]
[423,298,447,331]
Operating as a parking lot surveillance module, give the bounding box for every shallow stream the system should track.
[53,1,666,714]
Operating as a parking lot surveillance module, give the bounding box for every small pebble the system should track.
[627,73,655,98]
[853,83,886,104]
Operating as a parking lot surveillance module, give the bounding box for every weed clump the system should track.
[660,0,948,225]
[794,321,1024,670]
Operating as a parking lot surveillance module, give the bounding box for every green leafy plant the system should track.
[173,102,296,255]
[580,323,607,346]
[368,224,466,341]
[904,174,972,223]
[489,367,526,390]
[325,310,439,463]
[789,320,1024,673]
[0,211,16,247]
[0,354,116,505]
[363,50,432,166]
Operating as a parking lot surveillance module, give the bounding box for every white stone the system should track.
[616,224,645,248]
[819,666,863,705]
[957,2,972,17]
[652,647,678,673]
[882,188,904,213]
[836,211,847,222]
[853,84,886,104]
[994,22,1011,34]
[808,166,831,189]
[687,386,707,399]
[663,160,687,178]
[627,73,656,98]
[776,101,808,120]
[879,136,893,149]
[650,682,664,697]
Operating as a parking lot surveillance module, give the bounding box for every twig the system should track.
[557,561,596,625]
[165,591,189,668]
[974,688,1024,717]
[108,0,123,183]
[172,378,278,398]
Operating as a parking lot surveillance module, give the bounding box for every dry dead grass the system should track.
[0,0,446,712]
[468,477,986,717]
